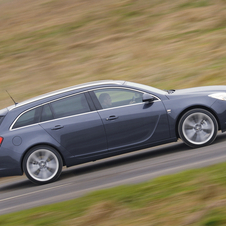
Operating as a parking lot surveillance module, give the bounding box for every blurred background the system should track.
[0,0,226,107]
[1,1,226,224]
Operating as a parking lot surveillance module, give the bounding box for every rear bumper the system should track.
[0,148,23,177]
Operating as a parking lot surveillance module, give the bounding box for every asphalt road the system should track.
[1,133,226,215]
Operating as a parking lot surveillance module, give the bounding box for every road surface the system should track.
[1,133,226,215]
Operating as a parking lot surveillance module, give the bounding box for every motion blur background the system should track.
[1,1,226,224]
[0,0,226,106]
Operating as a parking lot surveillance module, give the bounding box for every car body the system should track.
[0,80,226,184]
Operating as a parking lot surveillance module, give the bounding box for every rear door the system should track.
[90,88,170,151]
[39,92,107,160]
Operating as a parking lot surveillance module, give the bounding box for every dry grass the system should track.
[0,0,226,108]
[49,180,226,226]
[62,174,226,226]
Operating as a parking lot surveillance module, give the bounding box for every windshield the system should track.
[125,82,167,95]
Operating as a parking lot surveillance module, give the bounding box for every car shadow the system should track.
[59,142,188,180]
[0,179,34,192]
[0,142,188,191]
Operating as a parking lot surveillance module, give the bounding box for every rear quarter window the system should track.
[12,107,42,129]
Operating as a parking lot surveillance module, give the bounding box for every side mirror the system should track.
[142,93,156,103]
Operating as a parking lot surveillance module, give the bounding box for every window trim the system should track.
[89,87,160,111]
[9,87,161,131]
[10,111,97,131]
[10,91,92,131]
[12,106,42,130]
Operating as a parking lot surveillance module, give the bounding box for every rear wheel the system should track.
[178,109,218,148]
[23,145,63,185]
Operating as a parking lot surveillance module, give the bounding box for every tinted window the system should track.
[94,88,143,109]
[50,93,90,119]
[13,107,42,129]
[41,104,54,122]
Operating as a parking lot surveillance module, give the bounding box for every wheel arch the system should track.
[20,143,66,173]
[175,105,220,138]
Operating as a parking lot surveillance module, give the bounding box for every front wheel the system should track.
[178,109,218,148]
[23,146,63,185]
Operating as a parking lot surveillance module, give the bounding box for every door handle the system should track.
[106,115,118,121]
[51,125,64,130]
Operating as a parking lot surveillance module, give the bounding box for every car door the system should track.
[90,88,170,151]
[39,92,107,160]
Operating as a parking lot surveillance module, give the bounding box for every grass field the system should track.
[0,0,226,107]
[1,162,226,225]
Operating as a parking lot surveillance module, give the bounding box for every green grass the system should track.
[1,162,226,225]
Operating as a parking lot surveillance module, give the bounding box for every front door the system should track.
[91,88,170,151]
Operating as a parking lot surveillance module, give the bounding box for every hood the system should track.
[169,86,226,95]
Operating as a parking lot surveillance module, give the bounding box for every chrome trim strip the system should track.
[90,86,160,111]
[10,91,90,131]
[89,86,161,101]
[39,111,96,125]
[11,80,124,110]
[10,86,161,131]
[10,111,96,131]
[97,101,160,112]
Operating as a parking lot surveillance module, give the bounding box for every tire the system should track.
[23,145,63,185]
[178,109,218,148]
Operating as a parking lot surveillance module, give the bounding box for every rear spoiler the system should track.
[0,108,8,116]
[0,108,8,126]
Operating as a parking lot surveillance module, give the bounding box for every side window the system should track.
[50,93,90,119]
[13,107,42,129]
[94,88,143,109]
[41,104,54,122]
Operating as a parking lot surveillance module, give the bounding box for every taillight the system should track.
[0,137,4,145]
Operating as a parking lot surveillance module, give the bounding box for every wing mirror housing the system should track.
[142,93,156,103]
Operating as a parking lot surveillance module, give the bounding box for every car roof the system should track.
[9,80,125,110]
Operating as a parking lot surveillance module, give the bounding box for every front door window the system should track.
[94,88,143,109]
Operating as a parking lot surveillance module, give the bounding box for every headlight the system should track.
[208,93,226,100]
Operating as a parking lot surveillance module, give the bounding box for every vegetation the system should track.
[0,0,226,107]
[1,0,226,224]
[1,162,226,225]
